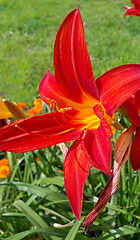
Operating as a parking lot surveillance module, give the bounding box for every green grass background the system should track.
[0,0,140,105]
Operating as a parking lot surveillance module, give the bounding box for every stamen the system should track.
[46,98,72,127]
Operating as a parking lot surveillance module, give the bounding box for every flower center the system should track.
[48,98,114,132]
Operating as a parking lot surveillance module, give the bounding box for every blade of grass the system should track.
[36,176,64,187]
[0,182,53,197]
[4,157,24,201]
[64,216,85,240]
[39,205,71,223]
[8,152,23,182]
[97,225,140,240]
[14,200,52,240]
[3,228,67,240]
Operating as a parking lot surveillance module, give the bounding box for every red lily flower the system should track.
[123,0,140,17]
[0,9,140,221]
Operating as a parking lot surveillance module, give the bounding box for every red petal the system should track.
[82,105,112,175]
[124,7,140,17]
[0,113,81,153]
[131,0,140,11]
[96,64,140,115]
[83,124,136,231]
[54,9,99,104]
[123,100,140,126]
[64,140,90,220]
[130,127,140,170]
[133,89,140,111]
[39,70,66,108]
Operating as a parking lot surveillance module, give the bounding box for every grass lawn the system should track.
[1,0,140,105]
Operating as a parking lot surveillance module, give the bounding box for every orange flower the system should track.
[0,159,11,178]
[26,107,36,115]
[27,98,43,115]
[16,102,27,110]
[33,98,42,106]
[35,157,40,162]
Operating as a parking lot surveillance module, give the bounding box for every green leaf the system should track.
[2,212,24,217]
[3,228,66,240]
[40,205,71,223]
[37,176,64,187]
[0,182,53,197]
[65,216,85,240]
[97,225,140,240]
[14,200,52,240]
[92,196,140,220]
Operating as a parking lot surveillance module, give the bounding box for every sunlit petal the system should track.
[54,9,99,105]
[0,113,81,153]
[82,105,112,175]
[39,70,66,108]
[96,64,140,115]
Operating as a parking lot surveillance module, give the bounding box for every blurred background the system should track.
[1,0,140,105]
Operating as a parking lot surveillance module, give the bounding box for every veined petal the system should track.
[83,125,136,232]
[81,105,112,175]
[96,64,140,115]
[64,140,90,220]
[39,70,66,108]
[54,9,99,105]
[130,127,140,170]
[0,113,81,153]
